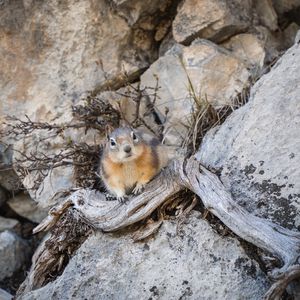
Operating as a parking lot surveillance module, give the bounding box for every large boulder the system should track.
[172,0,253,45]
[140,39,250,145]
[0,231,31,281]
[0,0,171,124]
[197,41,300,229]
[19,212,269,300]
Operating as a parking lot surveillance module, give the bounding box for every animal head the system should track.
[105,127,145,163]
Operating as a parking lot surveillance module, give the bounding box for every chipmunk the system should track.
[100,126,170,201]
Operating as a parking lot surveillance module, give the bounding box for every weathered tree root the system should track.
[22,157,300,299]
[263,265,300,300]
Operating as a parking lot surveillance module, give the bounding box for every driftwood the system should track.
[20,157,300,299]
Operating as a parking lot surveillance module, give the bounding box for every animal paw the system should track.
[133,183,145,195]
[117,196,128,204]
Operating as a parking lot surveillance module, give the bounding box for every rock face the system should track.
[173,0,252,44]
[0,0,172,124]
[0,231,31,281]
[140,39,250,145]
[197,42,300,229]
[19,212,269,300]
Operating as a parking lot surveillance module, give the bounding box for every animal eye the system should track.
[131,131,138,142]
[110,138,116,147]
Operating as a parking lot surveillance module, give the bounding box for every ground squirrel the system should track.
[100,126,169,201]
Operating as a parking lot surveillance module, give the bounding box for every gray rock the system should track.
[19,212,269,300]
[7,193,47,223]
[140,39,250,145]
[282,23,300,49]
[197,42,300,229]
[0,288,13,300]
[0,144,20,193]
[0,216,19,232]
[172,0,252,44]
[0,231,31,281]
[159,31,177,56]
[21,164,74,209]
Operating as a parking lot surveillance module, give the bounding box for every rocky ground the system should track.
[1,0,300,299]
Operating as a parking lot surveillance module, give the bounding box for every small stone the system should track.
[173,0,252,44]
[0,216,19,232]
[0,231,31,281]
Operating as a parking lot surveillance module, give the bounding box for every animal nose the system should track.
[123,145,132,153]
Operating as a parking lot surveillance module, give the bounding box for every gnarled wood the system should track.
[28,157,300,299]
[179,158,300,280]
[263,265,300,300]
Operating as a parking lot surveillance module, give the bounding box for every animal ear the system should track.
[105,124,114,140]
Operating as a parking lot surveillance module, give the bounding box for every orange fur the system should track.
[101,137,166,198]
[134,145,158,184]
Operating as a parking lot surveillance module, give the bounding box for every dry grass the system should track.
[180,61,250,156]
